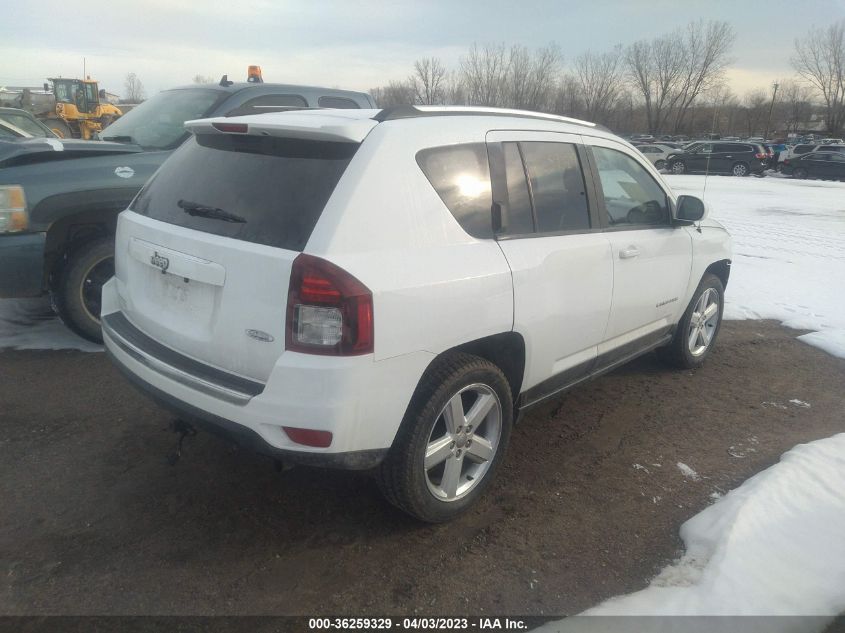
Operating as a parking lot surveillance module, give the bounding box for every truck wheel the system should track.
[377,353,513,523]
[657,273,724,370]
[49,119,73,139]
[53,237,114,343]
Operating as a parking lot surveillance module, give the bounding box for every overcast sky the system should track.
[3,0,844,99]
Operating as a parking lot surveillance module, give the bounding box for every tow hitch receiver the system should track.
[167,419,197,466]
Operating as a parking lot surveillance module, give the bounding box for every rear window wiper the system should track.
[178,199,246,223]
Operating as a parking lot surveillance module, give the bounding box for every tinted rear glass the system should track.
[416,143,493,239]
[132,134,357,251]
[318,96,361,109]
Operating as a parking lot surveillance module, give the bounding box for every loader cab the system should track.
[51,78,100,114]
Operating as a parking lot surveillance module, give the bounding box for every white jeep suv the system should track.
[102,105,732,522]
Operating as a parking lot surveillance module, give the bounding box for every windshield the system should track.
[101,88,224,150]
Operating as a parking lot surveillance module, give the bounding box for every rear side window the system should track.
[502,143,535,235]
[519,142,591,232]
[318,96,361,109]
[238,94,308,109]
[416,143,493,239]
[794,145,813,154]
[132,135,357,251]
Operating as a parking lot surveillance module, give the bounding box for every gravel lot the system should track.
[1,320,843,617]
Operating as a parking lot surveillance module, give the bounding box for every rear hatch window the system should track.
[132,134,358,251]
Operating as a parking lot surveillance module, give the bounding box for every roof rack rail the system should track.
[372,105,602,130]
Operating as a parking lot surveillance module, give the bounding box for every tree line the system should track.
[370,20,845,137]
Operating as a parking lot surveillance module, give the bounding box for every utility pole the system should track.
[764,81,779,141]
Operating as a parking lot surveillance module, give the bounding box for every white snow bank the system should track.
[0,298,101,352]
[539,434,845,623]
[668,175,845,359]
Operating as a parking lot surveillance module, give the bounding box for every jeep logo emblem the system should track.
[150,251,170,273]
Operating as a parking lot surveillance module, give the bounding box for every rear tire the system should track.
[377,353,513,523]
[658,273,724,370]
[793,167,808,179]
[52,237,114,343]
[731,162,749,177]
[655,160,666,170]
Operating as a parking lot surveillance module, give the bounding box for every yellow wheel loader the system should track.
[0,78,123,140]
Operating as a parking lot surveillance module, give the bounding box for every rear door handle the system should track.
[619,247,640,259]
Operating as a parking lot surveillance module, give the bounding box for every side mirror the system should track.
[676,195,707,222]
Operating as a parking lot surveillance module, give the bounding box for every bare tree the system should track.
[443,70,467,105]
[460,43,510,106]
[624,33,685,134]
[411,57,447,105]
[504,44,561,111]
[574,45,623,125]
[792,20,845,135]
[551,72,583,117]
[742,89,769,137]
[672,20,736,133]
[372,80,416,107]
[192,74,216,84]
[124,72,145,102]
[777,79,815,133]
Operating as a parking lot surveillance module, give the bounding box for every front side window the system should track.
[519,141,591,232]
[592,146,670,227]
[416,143,493,239]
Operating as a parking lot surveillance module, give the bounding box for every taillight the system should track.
[755,152,767,159]
[286,253,374,356]
[783,159,790,165]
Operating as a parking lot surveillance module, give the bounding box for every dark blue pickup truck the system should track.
[0,79,374,341]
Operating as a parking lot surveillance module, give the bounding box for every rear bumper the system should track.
[101,279,434,469]
[0,232,46,298]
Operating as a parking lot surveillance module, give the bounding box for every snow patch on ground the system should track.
[539,434,845,620]
[0,298,101,352]
[668,175,845,360]
[676,462,700,481]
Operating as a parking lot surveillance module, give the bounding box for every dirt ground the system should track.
[1,320,843,617]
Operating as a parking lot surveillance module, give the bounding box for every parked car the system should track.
[0,107,58,139]
[101,105,732,522]
[667,142,768,176]
[636,143,672,169]
[780,151,845,180]
[778,143,845,168]
[0,79,374,342]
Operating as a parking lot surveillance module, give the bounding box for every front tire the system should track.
[52,237,114,343]
[671,160,686,174]
[48,119,73,139]
[377,353,513,523]
[793,167,808,179]
[658,273,724,370]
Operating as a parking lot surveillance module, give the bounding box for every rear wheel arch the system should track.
[449,332,526,406]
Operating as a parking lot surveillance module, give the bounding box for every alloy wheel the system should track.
[688,288,720,357]
[424,384,502,502]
